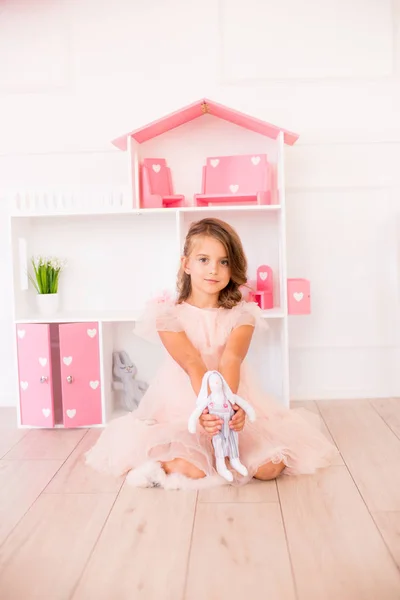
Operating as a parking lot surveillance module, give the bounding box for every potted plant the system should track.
[29,255,67,315]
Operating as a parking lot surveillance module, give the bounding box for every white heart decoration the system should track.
[42,408,51,418]
[251,156,261,166]
[259,272,268,281]
[17,330,26,339]
[87,329,97,338]
[152,164,161,173]
[66,409,76,419]
[229,184,239,193]
[293,292,304,302]
[20,381,28,391]
[63,356,72,366]
[39,357,47,367]
[89,380,99,390]
[210,159,219,168]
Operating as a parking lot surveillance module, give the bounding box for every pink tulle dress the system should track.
[85,299,339,487]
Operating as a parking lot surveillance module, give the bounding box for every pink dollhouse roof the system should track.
[112,98,299,150]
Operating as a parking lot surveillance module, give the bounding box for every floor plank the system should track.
[72,485,197,600]
[318,400,400,511]
[4,428,87,461]
[0,408,29,459]
[44,429,124,494]
[0,460,63,546]
[291,400,343,465]
[185,502,296,600]
[370,398,400,440]
[371,511,400,570]
[0,493,116,600]
[198,478,278,503]
[0,429,29,460]
[278,465,400,600]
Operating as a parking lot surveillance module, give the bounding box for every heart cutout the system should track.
[89,380,99,390]
[87,329,97,338]
[39,357,47,367]
[20,381,28,391]
[229,184,239,193]
[152,164,161,173]
[251,156,261,165]
[293,292,304,302]
[17,330,25,339]
[210,159,219,168]
[66,409,76,418]
[63,356,72,366]
[42,408,51,418]
[259,272,268,281]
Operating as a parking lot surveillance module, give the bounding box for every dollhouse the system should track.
[9,98,310,429]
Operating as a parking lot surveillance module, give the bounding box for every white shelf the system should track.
[14,306,285,324]
[179,205,280,213]
[10,209,143,219]
[261,307,285,319]
[10,204,281,219]
[14,309,142,324]
[10,126,292,426]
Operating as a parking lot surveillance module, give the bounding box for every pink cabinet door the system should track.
[59,322,102,427]
[16,324,55,427]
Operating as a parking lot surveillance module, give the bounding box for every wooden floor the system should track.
[1,399,400,600]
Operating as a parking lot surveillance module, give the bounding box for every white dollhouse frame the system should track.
[9,98,300,429]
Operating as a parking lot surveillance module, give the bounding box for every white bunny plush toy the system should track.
[188,370,256,482]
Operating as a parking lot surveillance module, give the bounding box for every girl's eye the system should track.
[199,257,208,263]
[221,260,229,266]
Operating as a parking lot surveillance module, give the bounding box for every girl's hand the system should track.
[229,405,246,432]
[199,408,222,436]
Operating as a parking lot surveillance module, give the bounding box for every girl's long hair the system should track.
[176,218,248,309]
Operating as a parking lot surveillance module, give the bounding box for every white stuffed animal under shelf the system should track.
[112,351,148,411]
[188,370,256,482]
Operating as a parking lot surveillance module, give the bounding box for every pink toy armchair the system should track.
[140,158,185,208]
[249,265,274,309]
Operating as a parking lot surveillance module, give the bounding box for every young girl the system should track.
[85,217,338,489]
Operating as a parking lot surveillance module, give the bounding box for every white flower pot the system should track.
[36,293,60,316]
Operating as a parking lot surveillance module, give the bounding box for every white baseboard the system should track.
[0,394,16,408]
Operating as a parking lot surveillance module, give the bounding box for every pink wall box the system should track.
[287,279,311,315]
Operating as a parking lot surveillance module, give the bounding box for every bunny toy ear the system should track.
[196,371,211,406]
[219,373,234,403]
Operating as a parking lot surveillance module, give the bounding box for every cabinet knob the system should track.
[66,375,73,384]
[40,376,48,383]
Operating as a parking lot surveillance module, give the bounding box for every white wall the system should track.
[1,0,400,405]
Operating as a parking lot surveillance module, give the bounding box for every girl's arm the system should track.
[218,324,254,393]
[218,324,255,432]
[158,331,207,395]
[159,330,218,435]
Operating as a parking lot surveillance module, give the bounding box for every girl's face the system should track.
[183,235,231,301]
